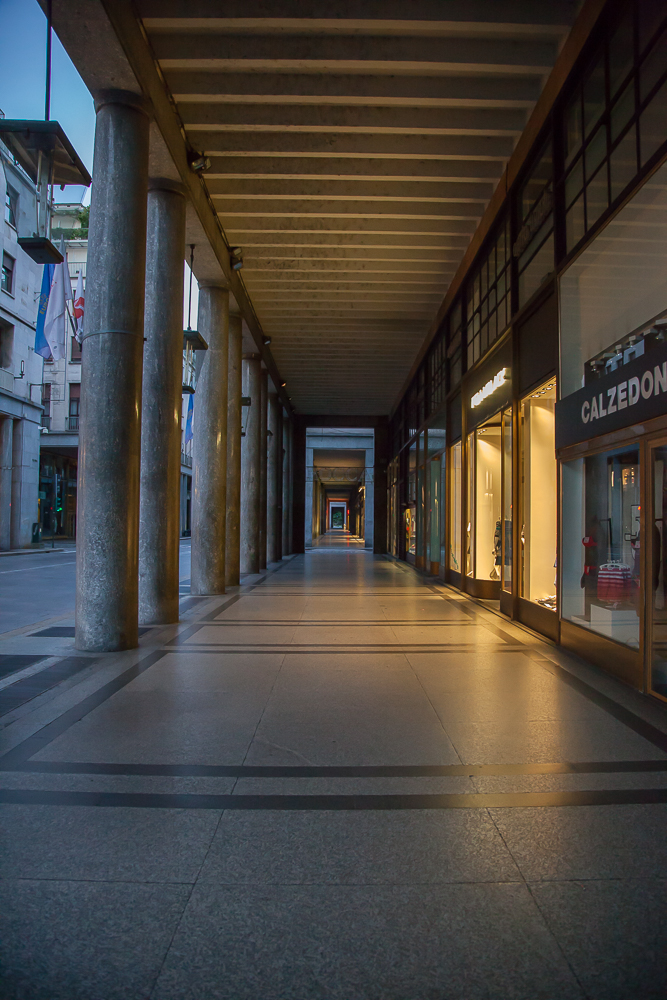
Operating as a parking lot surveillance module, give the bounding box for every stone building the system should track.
[0,138,44,549]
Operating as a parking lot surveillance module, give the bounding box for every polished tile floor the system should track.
[1,549,667,999]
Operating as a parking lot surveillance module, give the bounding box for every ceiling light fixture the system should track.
[188,151,211,173]
[230,246,243,271]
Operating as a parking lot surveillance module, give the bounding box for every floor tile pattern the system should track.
[1,548,667,998]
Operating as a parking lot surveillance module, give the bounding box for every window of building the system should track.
[501,407,513,593]
[466,219,511,369]
[68,383,80,430]
[520,380,557,609]
[5,185,18,228]
[70,336,81,362]
[428,334,445,413]
[515,142,555,306]
[558,3,667,256]
[0,321,13,369]
[447,299,463,390]
[560,158,667,398]
[41,382,51,429]
[1,252,15,294]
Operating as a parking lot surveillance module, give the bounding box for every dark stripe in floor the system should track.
[6,760,667,777]
[3,788,667,810]
[0,656,97,717]
[0,654,46,681]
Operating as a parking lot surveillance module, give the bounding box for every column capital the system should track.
[148,177,186,197]
[93,89,151,117]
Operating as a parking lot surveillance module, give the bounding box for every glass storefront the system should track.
[466,418,502,582]
[520,380,557,609]
[449,440,462,572]
[650,443,667,700]
[562,444,641,648]
[501,408,513,592]
[427,422,446,571]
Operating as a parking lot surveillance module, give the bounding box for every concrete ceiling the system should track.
[136,1,577,414]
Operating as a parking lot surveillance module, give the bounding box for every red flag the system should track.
[73,269,85,343]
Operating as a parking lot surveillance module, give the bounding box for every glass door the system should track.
[649,442,667,701]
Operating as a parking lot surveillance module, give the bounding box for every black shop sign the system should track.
[555,342,667,450]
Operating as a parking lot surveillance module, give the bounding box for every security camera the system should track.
[188,151,211,173]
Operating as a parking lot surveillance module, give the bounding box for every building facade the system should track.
[388,0,667,704]
[0,139,44,549]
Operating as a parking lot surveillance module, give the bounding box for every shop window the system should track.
[649,443,667,700]
[449,440,462,572]
[562,445,640,649]
[427,422,445,571]
[501,408,513,593]
[466,419,502,581]
[405,508,416,558]
[520,381,557,610]
[1,252,15,294]
[4,185,18,228]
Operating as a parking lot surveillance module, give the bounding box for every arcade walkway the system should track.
[1,550,667,999]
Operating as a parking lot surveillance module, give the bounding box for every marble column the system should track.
[191,284,229,595]
[282,412,290,557]
[0,416,12,551]
[259,368,268,570]
[240,354,261,573]
[138,179,186,624]
[267,391,282,564]
[225,314,243,586]
[76,90,149,651]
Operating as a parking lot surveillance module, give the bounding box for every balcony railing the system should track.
[40,413,51,430]
[67,415,79,431]
[181,451,192,469]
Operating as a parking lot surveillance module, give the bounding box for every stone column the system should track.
[267,391,282,564]
[0,416,12,551]
[138,179,186,624]
[282,412,290,557]
[76,91,149,651]
[10,418,28,549]
[304,444,314,547]
[259,368,268,570]
[225,314,243,586]
[240,354,261,574]
[191,284,229,595]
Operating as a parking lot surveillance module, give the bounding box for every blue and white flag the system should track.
[184,392,194,444]
[35,264,55,359]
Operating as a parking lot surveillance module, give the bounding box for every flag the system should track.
[185,393,194,444]
[43,258,73,361]
[34,264,55,359]
[73,269,85,342]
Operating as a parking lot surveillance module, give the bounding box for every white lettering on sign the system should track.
[581,363,667,425]
[471,368,507,409]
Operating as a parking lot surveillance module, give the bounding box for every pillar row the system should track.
[138,179,186,625]
[191,284,229,595]
[259,369,268,571]
[225,315,243,587]
[240,354,261,574]
[75,90,149,652]
[267,391,282,564]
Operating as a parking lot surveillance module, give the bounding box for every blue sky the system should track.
[0,0,96,204]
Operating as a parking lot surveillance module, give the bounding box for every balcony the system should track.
[67,415,79,431]
[181,451,192,469]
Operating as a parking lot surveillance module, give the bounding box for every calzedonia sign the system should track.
[555,341,667,450]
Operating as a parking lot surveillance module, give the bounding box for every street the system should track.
[0,541,192,634]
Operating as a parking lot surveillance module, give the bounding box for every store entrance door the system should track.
[648,441,667,702]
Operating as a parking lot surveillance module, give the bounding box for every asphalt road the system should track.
[0,541,192,634]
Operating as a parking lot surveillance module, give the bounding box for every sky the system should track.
[0,0,96,205]
[0,0,198,318]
